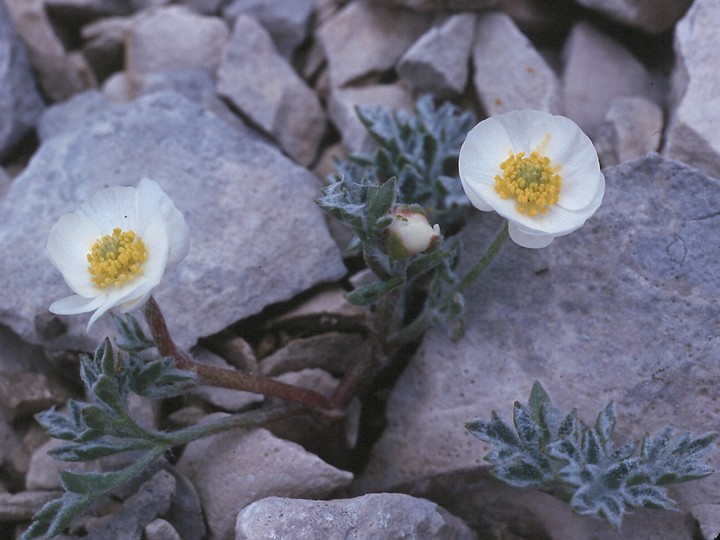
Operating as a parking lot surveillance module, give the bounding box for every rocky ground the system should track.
[1,0,719,539]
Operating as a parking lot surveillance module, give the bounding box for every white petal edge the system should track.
[50,294,105,315]
[79,185,138,234]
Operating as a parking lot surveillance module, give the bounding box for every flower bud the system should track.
[385,205,441,259]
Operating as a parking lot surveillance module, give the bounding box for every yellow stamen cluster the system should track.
[87,228,148,289]
[494,151,562,216]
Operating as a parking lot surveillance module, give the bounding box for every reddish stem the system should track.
[142,297,340,416]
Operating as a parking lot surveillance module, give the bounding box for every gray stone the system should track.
[472,12,560,115]
[139,519,179,540]
[177,422,353,540]
[0,92,346,352]
[595,96,663,167]
[4,0,96,102]
[0,0,45,160]
[575,0,693,34]
[126,6,228,76]
[144,518,182,540]
[187,348,263,411]
[397,14,476,98]
[260,332,367,377]
[562,21,655,138]
[223,0,313,58]
[236,493,475,540]
[0,325,47,374]
[692,503,720,540]
[0,490,62,521]
[663,0,720,180]
[217,15,326,166]
[163,466,207,540]
[358,155,720,524]
[84,470,176,539]
[397,468,697,540]
[498,0,574,37]
[374,0,499,10]
[0,167,10,198]
[316,1,431,88]
[327,84,414,152]
[0,372,69,421]
[38,90,109,142]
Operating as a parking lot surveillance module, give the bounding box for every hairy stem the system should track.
[142,297,340,415]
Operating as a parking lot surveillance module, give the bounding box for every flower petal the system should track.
[46,212,102,297]
[508,222,555,249]
[79,185,138,233]
[135,179,190,268]
[49,294,105,315]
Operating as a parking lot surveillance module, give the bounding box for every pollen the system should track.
[494,151,562,216]
[87,228,148,289]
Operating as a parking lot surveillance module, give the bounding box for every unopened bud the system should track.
[385,205,441,259]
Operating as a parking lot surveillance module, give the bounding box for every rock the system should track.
[260,332,367,377]
[177,422,353,540]
[0,325,47,375]
[38,90,109,142]
[374,0,500,10]
[0,92,346,352]
[574,0,693,34]
[0,0,45,160]
[498,0,575,38]
[397,14,476,98]
[4,0,96,102]
[594,96,663,167]
[0,490,62,521]
[267,288,368,336]
[163,466,207,540]
[327,84,414,152]
[316,1,431,88]
[26,438,86,491]
[663,0,720,180]
[358,155,720,523]
[144,518,182,540]
[235,493,475,540]
[84,470,176,539]
[125,6,229,77]
[561,21,655,138]
[472,12,560,115]
[0,372,69,422]
[396,468,697,540]
[0,167,10,198]
[692,503,720,540]
[217,15,326,166]
[223,0,313,58]
[187,348,263,411]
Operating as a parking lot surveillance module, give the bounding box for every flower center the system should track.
[494,151,561,216]
[87,228,148,289]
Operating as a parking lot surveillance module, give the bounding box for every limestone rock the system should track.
[397,14,476,98]
[217,15,326,166]
[0,0,45,159]
[0,167,11,198]
[177,423,353,540]
[0,490,62,521]
[43,0,132,18]
[0,372,69,422]
[38,90,109,142]
[0,92,346,352]
[144,518,182,540]
[316,1,431,88]
[358,155,720,527]
[81,15,135,81]
[223,0,313,58]
[562,21,655,138]
[472,12,560,115]
[663,0,720,180]
[126,6,228,76]
[236,493,475,540]
[594,96,663,167]
[327,84,414,152]
[574,0,693,34]
[4,0,96,102]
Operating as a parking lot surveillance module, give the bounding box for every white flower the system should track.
[459,110,605,248]
[385,205,441,259]
[47,178,190,330]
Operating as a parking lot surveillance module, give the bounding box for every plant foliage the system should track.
[465,382,716,529]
